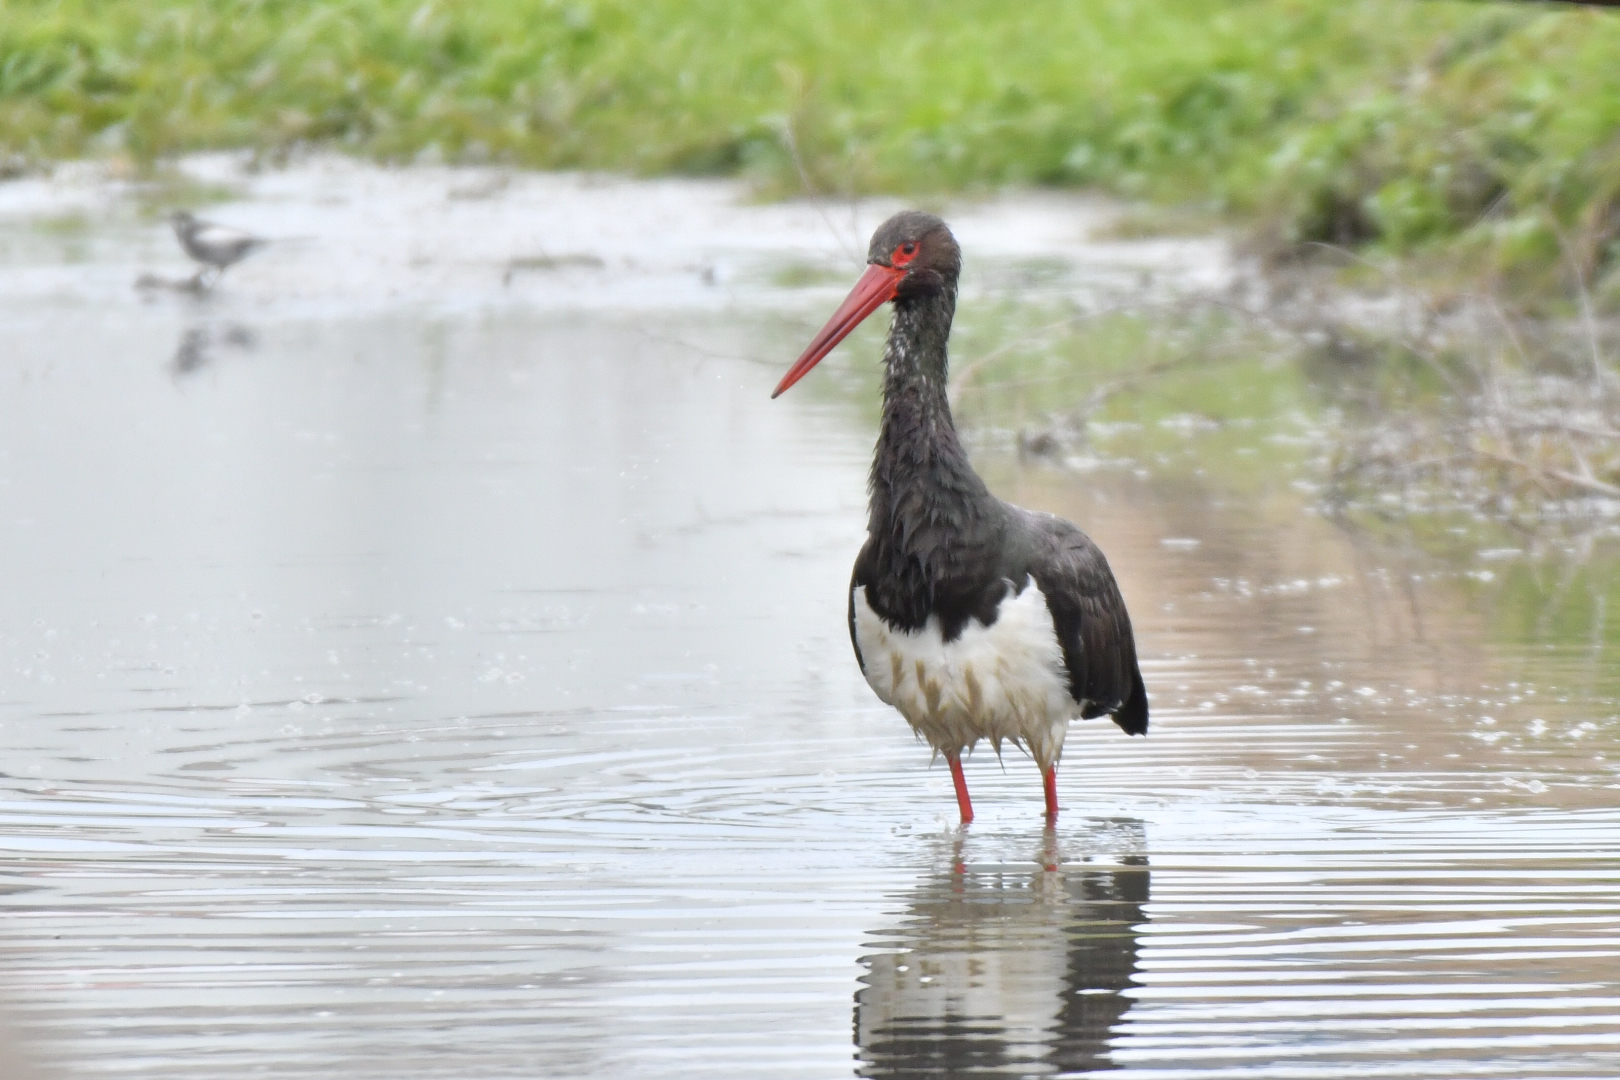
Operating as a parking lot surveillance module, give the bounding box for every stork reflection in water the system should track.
[855,820,1149,1076]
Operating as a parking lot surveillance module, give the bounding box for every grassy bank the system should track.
[4,1,1620,297]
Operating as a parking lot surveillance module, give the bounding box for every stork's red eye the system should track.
[892,241,919,267]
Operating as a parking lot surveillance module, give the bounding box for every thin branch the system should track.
[779,113,860,268]
[947,295,1260,404]
[1298,240,1468,395]
[1475,447,1620,498]
[1549,218,1612,397]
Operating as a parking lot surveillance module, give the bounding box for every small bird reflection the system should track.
[171,324,256,378]
[856,821,1148,1078]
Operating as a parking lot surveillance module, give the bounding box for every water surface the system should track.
[1,160,1617,1079]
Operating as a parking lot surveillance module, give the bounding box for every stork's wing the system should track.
[1020,510,1148,735]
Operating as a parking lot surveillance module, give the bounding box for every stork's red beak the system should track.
[771,262,905,398]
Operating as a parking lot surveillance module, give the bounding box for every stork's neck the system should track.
[868,288,993,536]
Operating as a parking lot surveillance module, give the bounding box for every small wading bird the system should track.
[169,210,268,286]
[773,211,1147,824]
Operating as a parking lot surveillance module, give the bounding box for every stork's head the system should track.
[772,211,960,398]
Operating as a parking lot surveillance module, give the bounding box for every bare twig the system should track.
[1298,240,1470,396]
[948,295,1259,405]
[778,112,860,268]
[1474,447,1620,498]
[1549,218,1613,397]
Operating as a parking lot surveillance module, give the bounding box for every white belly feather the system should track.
[851,583,1078,769]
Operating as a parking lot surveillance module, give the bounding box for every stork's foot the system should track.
[1043,765,1059,822]
[947,753,974,825]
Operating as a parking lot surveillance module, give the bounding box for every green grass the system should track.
[5,1,1620,293]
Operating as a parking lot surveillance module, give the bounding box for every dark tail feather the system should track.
[1111,668,1148,736]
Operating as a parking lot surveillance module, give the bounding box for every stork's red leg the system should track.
[1043,765,1059,821]
[947,753,974,825]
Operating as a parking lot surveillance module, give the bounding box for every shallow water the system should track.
[1,160,1618,1079]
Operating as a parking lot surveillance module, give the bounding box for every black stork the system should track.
[772,210,1147,825]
